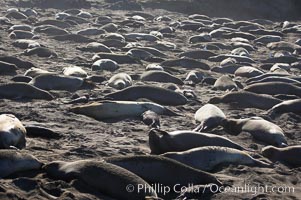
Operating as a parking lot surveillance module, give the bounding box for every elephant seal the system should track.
[92,53,140,64]
[105,155,222,187]
[63,66,87,78]
[105,85,188,106]
[0,114,26,149]
[29,74,84,91]
[0,150,42,178]
[70,101,178,121]
[23,47,58,58]
[262,145,301,167]
[44,160,157,200]
[160,58,210,70]
[209,91,282,110]
[234,66,263,78]
[194,104,226,131]
[0,83,54,100]
[244,82,301,97]
[162,146,271,171]
[24,67,53,77]
[92,59,119,71]
[149,129,248,154]
[25,126,61,139]
[222,118,287,147]
[11,75,32,83]
[108,73,132,90]
[213,75,238,91]
[12,39,40,49]
[140,71,184,85]
[0,56,35,69]
[268,99,301,117]
[0,61,18,73]
[246,76,301,86]
[141,110,160,128]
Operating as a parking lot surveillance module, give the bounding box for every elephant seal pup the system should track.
[0,114,26,149]
[149,129,247,154]
[108,73,132,90]
[142,110,160,128]
[162,146,271,171]
[70,101,178,121]
[29,74,84,91]
[244,82,301,97]
[209,91,282,110]
[24,67,53,77]
[105,155,222,187]
[213,75,238,91]
[0,150,42,178]
[44,160,157,200]
[105,85,188,106]
[194,104,226,131]
[140,71,184,85]
[0,83,54,100]
[222,118,287,147]
[63,66,87,78]
[268,99,301,117]
[262,145,301,167]
[23,47,58,58]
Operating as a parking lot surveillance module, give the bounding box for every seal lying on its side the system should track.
[105,85,188,106]
[262,145,301,167]
[105,155,222,187]
[0,150,42,178]
[0,114,26,149]
[44,160,157,200]
[222,117,287,147]
[70,101,179,121]
[162,146,271,171]
[268,99,301,117]
[149,129,248,154]
[0,83,54,100]
[209,91,282,110]
[194,104,226,131]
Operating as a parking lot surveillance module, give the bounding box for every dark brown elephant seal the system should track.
[0,150,42,178]
[105,85,188,106]
[44,160,157,200]
[105,155,222,187]
[262,145,301,167]
[0,83,54,100]
[222,117,287,147]
[209,91,282,110]
[149,129,248,154]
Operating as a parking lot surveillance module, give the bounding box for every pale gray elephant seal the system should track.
[105,155,222,187]
[0,83,54,100]
[222,118,287,147]
[105,85,188,106]
[0,114,26,149]
[29,74,84,91]
[162,146,271,171]
[262,145,301,167]
[194,104,226,131]
[108,73,132,90]
[268,99,301,117]
[70,101,178,121]
[0,150,42,178]
[44,160,157,200]
[149,129,248,154]
[209,91,282,110]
